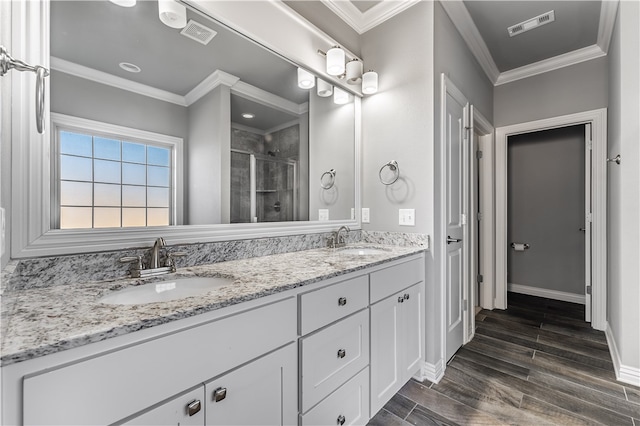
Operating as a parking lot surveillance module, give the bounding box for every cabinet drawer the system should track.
[124,387,205,426]
[23,297,296,426]
[300,309,369,412]
[299,275,368,335]
[301,367,369,426]
[370,257,424,303]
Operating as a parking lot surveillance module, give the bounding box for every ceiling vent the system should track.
[507,10,555,37]
[180,19,217,45]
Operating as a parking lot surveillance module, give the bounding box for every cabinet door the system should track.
[369,294,402,416]
[205,343,297,426]
[400,283,424,382]
[123,387,205,426]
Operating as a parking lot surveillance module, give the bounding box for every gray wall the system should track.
[507,126,585,296]
[607,1,640,373]
[0,1,11,269]
[187,85,231,225]
[309,91,355,221]
[51,71,188,139]
[494,57,608,127]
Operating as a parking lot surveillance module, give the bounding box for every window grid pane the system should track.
[57,129,172,229]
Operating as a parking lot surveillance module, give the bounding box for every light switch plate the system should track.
[399,208,415,226]
[361,208,370,223]
[351,208,355,220]
[318,209,329,221]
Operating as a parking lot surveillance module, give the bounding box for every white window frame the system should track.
[51,113,184,230]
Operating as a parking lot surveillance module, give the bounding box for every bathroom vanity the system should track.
[1,246,425,425]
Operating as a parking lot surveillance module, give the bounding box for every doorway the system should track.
[495,109,607,331]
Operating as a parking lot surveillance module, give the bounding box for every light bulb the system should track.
[297,68,315,89]
[346,59,363,85]
[333,87,350,105]
[362,70,378,94]
[158,0,187,29]
[317,79,333,97]
[326,46,345,76]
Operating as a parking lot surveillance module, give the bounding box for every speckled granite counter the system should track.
[1,244,424,366]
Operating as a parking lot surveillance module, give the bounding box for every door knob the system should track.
[447,236,462,244]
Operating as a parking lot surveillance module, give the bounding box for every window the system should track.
[51,114,183,229]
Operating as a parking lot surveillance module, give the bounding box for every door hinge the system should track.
[477,274,484,283]
[586,285,592,295]
[461,213,467,225]
[477,212,483,221]
[476,150,483,159]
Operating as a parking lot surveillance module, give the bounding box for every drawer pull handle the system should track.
[186,399,201,416]
[213,387,227,402]
[398,296,404,303]
[404,293,410,300]
[338,297,347,306]
[337,414,346,425]
[337,348,346,359]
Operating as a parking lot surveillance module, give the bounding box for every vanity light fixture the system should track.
[297,68,315,89]
[346,59,363,85]
[333,87,350,105]
[241,113,255,119]
[362,70,378,94]
[109,0,136,7]
[158,0,187,29]
[317,79,333,97]
[326,46,345,76]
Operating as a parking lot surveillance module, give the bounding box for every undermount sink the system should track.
[99,277,233,305]
[337,246,389,256]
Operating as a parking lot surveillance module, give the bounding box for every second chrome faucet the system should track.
[120,237,185,278]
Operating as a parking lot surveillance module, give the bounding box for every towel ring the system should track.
[379,160,400,185]
[1,46,50,134]
[320,169,336,189]
[607,154,621,165]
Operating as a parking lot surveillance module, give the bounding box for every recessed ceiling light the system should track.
[109,0,136,7]
[242,113,255,119]
[119,62,141,73]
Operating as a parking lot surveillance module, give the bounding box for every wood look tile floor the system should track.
[368,292,640,426]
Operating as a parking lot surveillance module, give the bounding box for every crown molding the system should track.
[231,80,304,117]
[495,44,606,86]
[597,0,619,53]
[439,0,500,84]
[320,0,420,35]
[184,70,240,106]
[50,56,187,106]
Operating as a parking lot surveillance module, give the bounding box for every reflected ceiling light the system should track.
[317,79,333,97]
[297,68,315,89]
[346,59,363,85]
[119,62,141,73]
[158,0,187,29]
[109,0,136,6]
[333,87,350,105]
[326,46,345,76]
[362,70,378,94]
[242,113,255,119]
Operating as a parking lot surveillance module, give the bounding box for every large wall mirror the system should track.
[10,0,361,257]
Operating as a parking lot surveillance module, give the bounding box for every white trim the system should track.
[50,56,187,107]
[443,0,619,86]
[495,109,607,332]
[320,0,421,35]
[597,0,620,53]
[231,119,300,137]
[605,324,640,387]
[508,283,586,305]
[439,0,500,84]
[495,45,606,86]
[231,81,305,117]
[50,113,185,227]
[184,70,240,106]
[420,360,445,384]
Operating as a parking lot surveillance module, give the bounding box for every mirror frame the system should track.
[9,0,362,258]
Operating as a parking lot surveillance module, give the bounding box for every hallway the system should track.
[368,293,640,425]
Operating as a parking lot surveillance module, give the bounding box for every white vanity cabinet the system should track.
[123,387,206,426]
[369,258,425,417]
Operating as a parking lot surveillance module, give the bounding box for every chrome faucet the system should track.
[327,225,351,249]
[150,237,166,269]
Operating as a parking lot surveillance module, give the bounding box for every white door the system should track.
[584,124,592,321]
[442,75,469,361]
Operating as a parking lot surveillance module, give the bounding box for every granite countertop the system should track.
[0,244,424,366]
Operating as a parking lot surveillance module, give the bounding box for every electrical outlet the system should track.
[361,208,370,223]
[351,208,355,220]
[318,209,329,221]
[399,208,415,226]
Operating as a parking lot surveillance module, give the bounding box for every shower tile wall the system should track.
[231,125,300,223]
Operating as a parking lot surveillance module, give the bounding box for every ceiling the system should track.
[323,0,618,85]
[50,1,306,131]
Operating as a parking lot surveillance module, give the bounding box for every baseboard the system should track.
[508,283,585,305]
[605,323,640,387]
[418,359,445,384]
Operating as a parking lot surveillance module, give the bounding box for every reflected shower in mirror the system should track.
[49,0,355,229]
